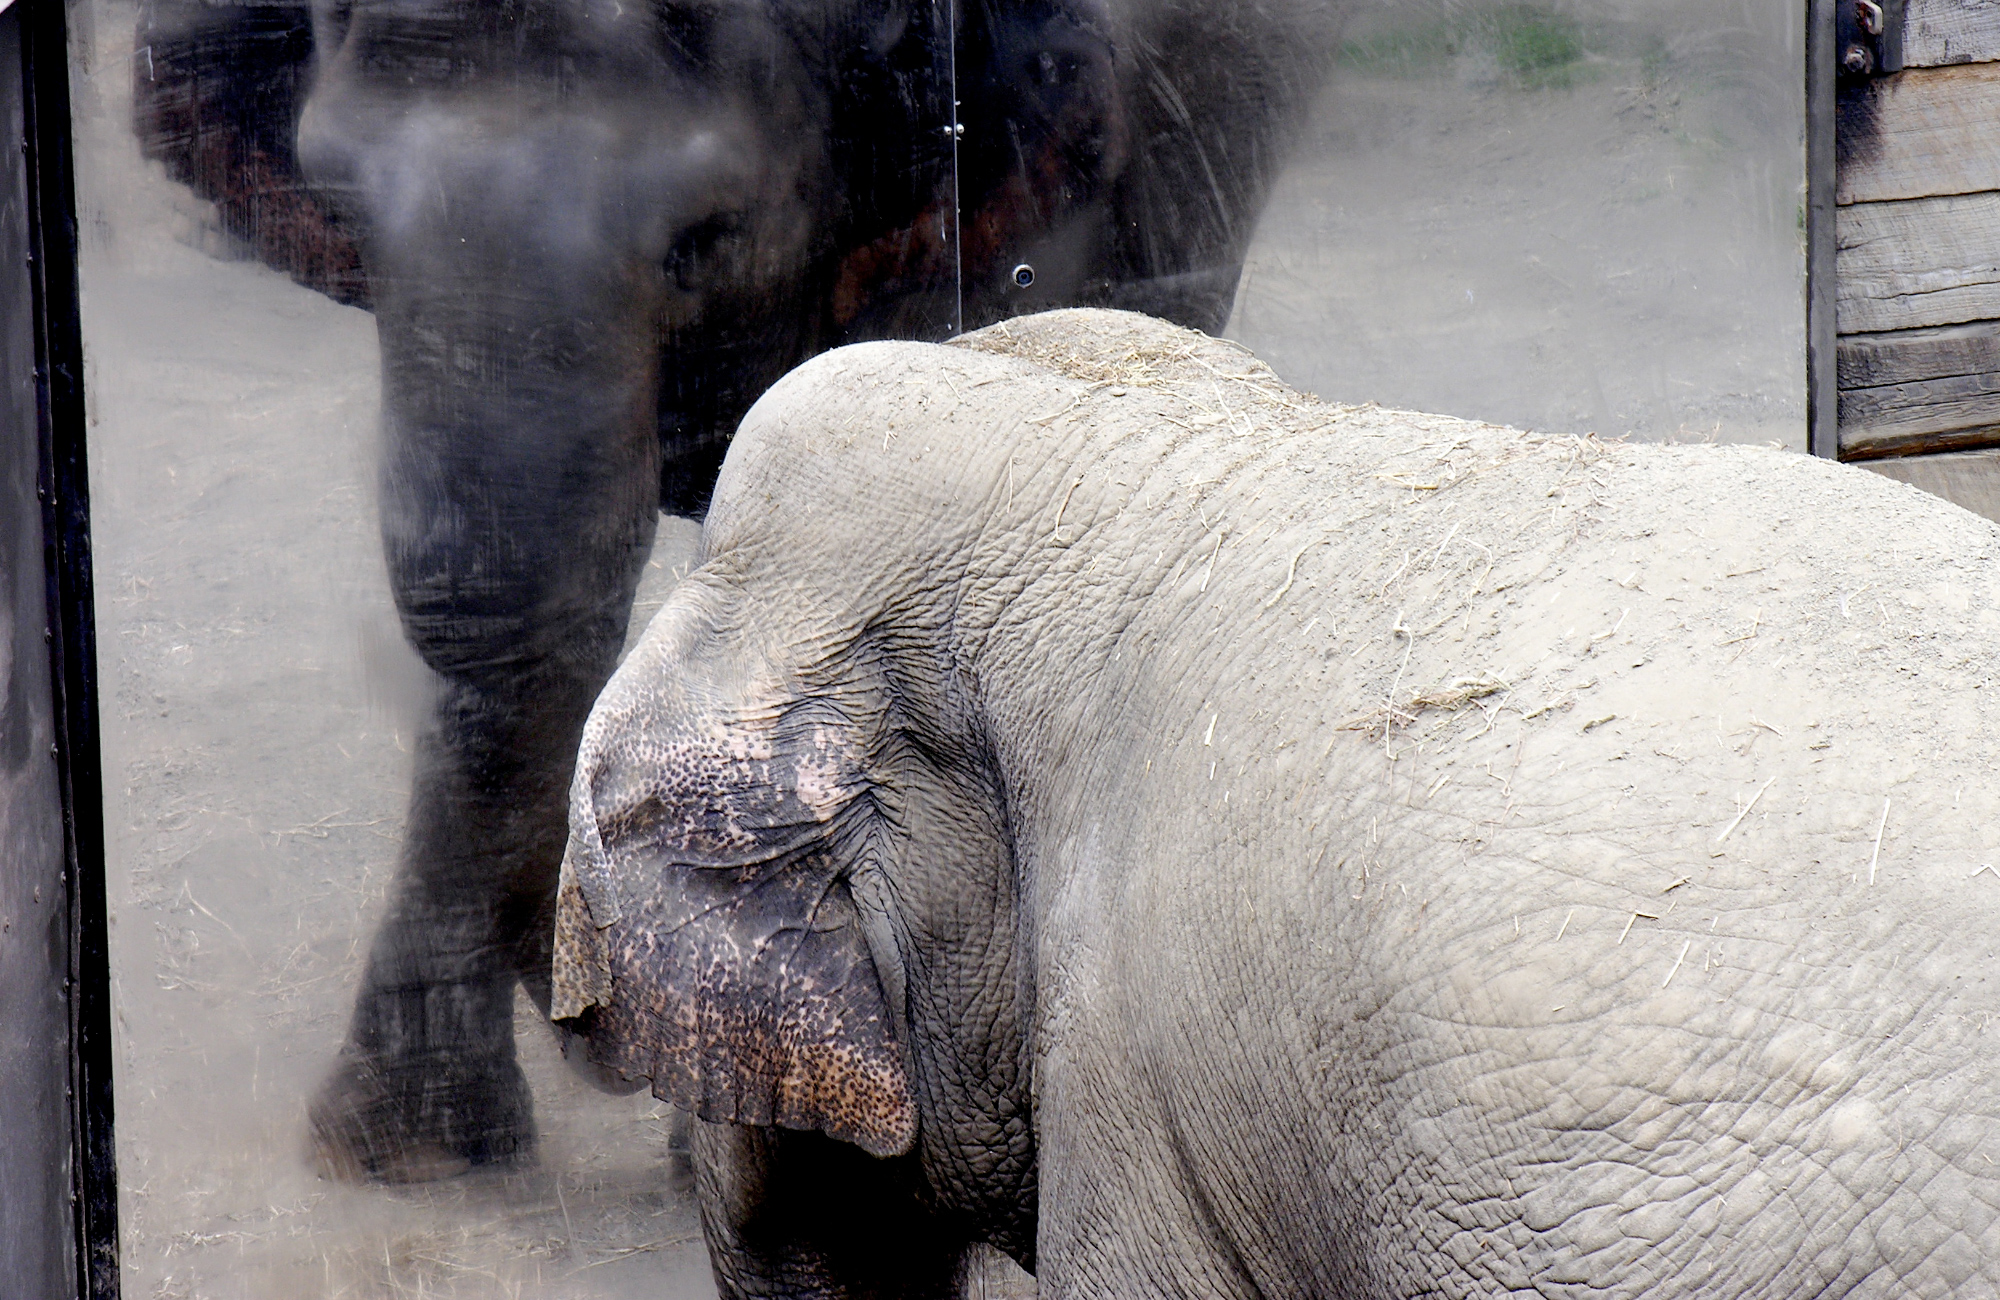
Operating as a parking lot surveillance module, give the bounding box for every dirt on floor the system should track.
[1229,0,1807,449]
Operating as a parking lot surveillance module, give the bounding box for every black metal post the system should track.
[10,0,119,1292]
[1807,0,1840,458]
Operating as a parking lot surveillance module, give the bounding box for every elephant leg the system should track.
[693,1119,970,1300]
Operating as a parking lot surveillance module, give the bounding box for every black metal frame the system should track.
[1806,0,1839,459]
[15,0,119,1292]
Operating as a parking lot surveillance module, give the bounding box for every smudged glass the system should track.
[66,0,1802,1293]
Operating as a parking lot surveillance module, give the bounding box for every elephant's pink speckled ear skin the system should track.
[550,598,918,1159]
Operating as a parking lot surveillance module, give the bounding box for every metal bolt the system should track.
[1012,263,1035,289]
[1843,43,1875,74]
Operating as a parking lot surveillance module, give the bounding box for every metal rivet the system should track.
[1012,263,1035,289]
[1843,43,1874,74]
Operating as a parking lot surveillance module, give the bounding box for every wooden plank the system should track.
[1839,7,2000,458]
[1905,0,2000,68]
[1841,414,2000,460]
[1839,378,2000,454]
[1839,318,2000,385]
[1836,191,2000,332]
[1862,447,2000,525]
[1838,63,2000,203]
[1838,323,2000,457]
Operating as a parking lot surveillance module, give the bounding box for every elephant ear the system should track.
[551,655,917,1159]
[134,0,369,306]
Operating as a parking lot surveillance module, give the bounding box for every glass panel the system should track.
[83,0,954,1291]
[73,0,1809,1292]
[1229,0,1808,448]
[954,0,1340,336]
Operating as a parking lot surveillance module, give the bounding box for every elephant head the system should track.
[553,311,2000,1296]
[139,0,1340,517]
[293,0,926,518]
[552,584,919,1155]
[550,364,1040,1269]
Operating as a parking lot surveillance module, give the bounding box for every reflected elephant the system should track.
[557,309,2000,1296]
[134,0,1338,1179]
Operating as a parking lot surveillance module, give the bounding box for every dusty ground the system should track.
[1230,0,1807,448]
[66,0,1808,1295]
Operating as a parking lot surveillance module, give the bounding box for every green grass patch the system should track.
[1337,24,1458,77]
[1476,5,1588,86]
[1338,3,1597,89]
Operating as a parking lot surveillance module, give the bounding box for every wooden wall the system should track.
[1837,0,2000,461]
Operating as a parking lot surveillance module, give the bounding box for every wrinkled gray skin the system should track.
[275,0,1335,1179]
[559,309,2000,1297]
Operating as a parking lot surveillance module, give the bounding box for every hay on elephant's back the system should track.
[953,309,1303,406]
[1014,313,2000,787]
[947,310,2000,797]
[947,312,1619,747]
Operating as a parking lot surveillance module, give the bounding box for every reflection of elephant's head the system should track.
[291,0,945,513]
[135,0,1337,513]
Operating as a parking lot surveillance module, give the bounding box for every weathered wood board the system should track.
[1907,0,2000,67]
[1836,3,2000,459]
[1839,321,2000,456]
[1839,318,2000,387]
[1836,190,2000,334]
[1838,62,2000,203]
[1862,445,2000,524]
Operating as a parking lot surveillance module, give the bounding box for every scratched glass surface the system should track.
[70,0,1804,1295]
[81,0,738,1292]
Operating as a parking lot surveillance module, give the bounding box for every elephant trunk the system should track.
[307,239,666,1175]
[299,83,763,1177]
[372,264,664,692]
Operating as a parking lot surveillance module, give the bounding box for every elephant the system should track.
[131,0,1339,1177]
[553,308,2000,1297]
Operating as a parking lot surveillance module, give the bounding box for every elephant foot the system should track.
[308,1048,538,1183]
